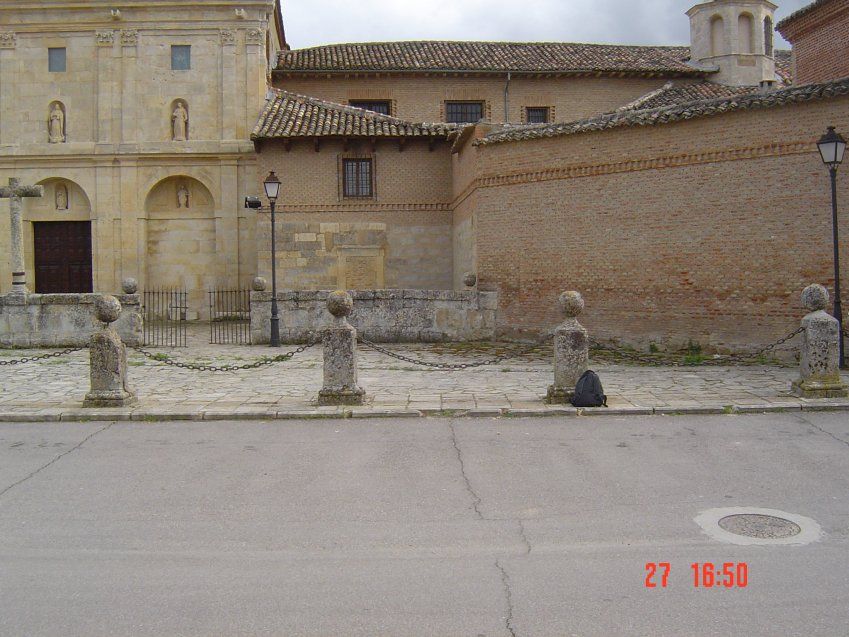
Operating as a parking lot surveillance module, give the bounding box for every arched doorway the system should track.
[144,176,217,318]
[27,178,93,293]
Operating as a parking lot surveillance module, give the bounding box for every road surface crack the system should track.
[496,559,517,637]
[518,519,532,555]
[0,421,115,500]
[448,421,483,519]
[796,414,849,449]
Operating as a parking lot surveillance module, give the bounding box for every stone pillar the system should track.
[84,295,137,407]
[318,290,366,406]
[546,291,589,404]
[792,284,848,399]
[0,177,44,295]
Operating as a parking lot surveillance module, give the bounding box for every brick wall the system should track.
[778,0,849,85]
[274,75,677,124]
[254,137,454,290]
[465,95,849,350]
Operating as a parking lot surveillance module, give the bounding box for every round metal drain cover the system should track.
[718,514,802,539]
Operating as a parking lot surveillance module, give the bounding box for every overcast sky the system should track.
[283,0,811,50]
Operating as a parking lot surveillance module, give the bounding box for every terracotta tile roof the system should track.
[476,76,849,146]
[774,49,793,85]
[616,82,765,111]
[276,41,707,77]
[776,0,842,30]
[251,89,457,139]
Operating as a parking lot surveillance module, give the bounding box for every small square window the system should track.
[48,48,66,73]
[343,159,373,198]
[171,45,191,71]
[445,101,484,124]
[349,100,391,116]
[526,107,550,124]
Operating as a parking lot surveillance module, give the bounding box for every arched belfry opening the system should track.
[688,0,777,86]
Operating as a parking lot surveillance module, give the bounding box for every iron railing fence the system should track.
[208,289,251,345]
[142,288,188,347]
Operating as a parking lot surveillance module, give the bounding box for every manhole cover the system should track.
[718,514,802,539]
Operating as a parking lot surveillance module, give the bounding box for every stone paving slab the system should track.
[1,338,848,421]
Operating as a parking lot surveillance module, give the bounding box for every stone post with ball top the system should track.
[546,291,589,404]
[84,295,137,407]
[318,290,366,406]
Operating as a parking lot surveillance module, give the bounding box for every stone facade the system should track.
[688,0,777,86]
[0,0,284,318]
[250,289,497,344]
[254,138,454,291]
[0,292,142,347]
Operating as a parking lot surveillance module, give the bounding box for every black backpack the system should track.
[571,370,607,408]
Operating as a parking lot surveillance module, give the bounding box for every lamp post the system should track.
[264,171,282,347]
[817,126,847,368]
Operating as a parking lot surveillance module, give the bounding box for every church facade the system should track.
[2,0,848,347]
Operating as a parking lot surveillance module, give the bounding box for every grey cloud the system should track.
[283,0,814,49]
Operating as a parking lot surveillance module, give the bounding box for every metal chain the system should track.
[590,326,804,367]
[0,347,86,366]
[129,341,317,372]
[358,333,553,370]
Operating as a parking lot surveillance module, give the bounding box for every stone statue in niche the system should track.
[48,103,65,143]
[172,101,188,141]
[177,183,189,208]
[55,184,68,210]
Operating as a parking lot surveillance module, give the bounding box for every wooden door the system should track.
[33,221,93,293]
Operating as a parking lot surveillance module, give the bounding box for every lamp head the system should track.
[818,126,846,169]
[263,171,281,201]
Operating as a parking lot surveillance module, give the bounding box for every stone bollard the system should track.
[318,290,366,406]
[546,291,589,404]
[791,284,848,399]
[83,295,137,407]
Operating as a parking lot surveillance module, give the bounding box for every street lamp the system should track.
[817,126,847,368]
[264,171,282,347]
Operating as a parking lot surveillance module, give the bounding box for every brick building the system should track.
[2,0,849,348]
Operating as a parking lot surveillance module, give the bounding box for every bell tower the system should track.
[687,0,778,86]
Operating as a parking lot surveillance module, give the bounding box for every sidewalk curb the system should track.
[2,401,849,422]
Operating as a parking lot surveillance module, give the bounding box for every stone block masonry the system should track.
[0,293,142,348]
[251,289,497,344]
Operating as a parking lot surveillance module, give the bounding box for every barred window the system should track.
[445,101,484,124]
[526,107,550,124]
[349,100,391,115]
[171,45,191,70]
[343,159,373,198]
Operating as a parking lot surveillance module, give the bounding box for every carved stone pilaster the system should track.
[96,31,115,46]
[220,29,235,45]
[245,28,264,45]
[120,30,138,46]
[0,32,16,49]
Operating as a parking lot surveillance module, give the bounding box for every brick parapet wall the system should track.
[778,0,849,85]
[467,95,849,351]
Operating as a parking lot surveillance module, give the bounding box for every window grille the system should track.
[526,107,550,124]
[343,159,373,198]
[445,101,484,124]
[349,100,391,115]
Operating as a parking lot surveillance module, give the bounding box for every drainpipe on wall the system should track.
[503,72,511,123]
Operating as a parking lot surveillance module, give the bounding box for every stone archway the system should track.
[144,176,217,319]
[26,178,94,293]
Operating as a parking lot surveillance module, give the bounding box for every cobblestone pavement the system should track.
[1,327,847,420]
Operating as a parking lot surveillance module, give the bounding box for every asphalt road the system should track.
[1,413,848,637]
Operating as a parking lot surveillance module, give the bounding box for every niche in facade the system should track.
[48,101,66,143]
[171,99,189,141]
[710,16,725,57]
